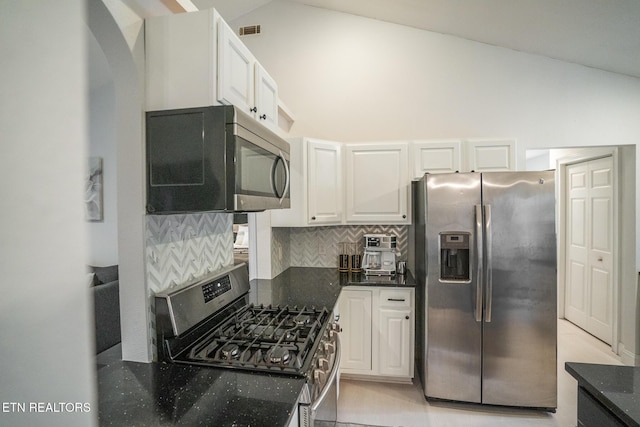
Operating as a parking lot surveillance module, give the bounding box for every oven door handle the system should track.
[311,334,341,413]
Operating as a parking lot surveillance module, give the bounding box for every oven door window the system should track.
[236,137,289,198]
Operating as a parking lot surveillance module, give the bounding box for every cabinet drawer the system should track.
[379,289,411,309]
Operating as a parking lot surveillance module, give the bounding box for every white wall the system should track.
[0,1,96,425]
[233,1,640,151]
[89,0,151,362]
[88,50,118,266]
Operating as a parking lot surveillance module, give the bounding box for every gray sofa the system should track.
[89,265,121,354]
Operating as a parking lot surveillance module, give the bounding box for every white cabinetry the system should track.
[217,19,279,130]
[338,287,414,382]
[378,289,413,377]
[338,289,373,371]
[145,8,220,110]
[145,9,280,131]
[272,140,409,226]
[465,138,516,172]
[410,139,516,178]
[271,138,342,227]
[345,143,410,224]
[412,140,462,177]
[217,17,255,112]
[254,64,279,131]
[308,139,343,224]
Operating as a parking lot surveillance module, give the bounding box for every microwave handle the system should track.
[278,150,290,205]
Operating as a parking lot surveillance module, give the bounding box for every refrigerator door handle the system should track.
[475,204,483,322]
[484,204,493,323]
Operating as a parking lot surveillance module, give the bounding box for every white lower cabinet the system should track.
[339,289,373,371]
[338,287,414,382]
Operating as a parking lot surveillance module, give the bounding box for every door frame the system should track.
[556,147,620,354]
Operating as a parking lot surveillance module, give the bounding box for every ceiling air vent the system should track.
[239,25,261,37]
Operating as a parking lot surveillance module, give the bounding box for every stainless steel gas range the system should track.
[154,263,341,426]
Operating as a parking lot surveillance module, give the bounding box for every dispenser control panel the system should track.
[439,232,471,282]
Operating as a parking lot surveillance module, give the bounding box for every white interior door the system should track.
[565,156,614,344]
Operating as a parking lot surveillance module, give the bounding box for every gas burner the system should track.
[294,315,310,326]
[268,346,290,364]
[221,343,240,360]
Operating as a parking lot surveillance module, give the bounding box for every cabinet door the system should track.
[217,18,255,114]
[345,143,410,224]
[145,9,218,110]
[412,140,462,177]
[255,63,278,131]
[308,139,342,225]
[338,289,372,372]
[465,139,516,172]
[378,308,412,377]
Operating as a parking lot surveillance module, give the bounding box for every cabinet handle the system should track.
[311,216,316,220]
[402,214,406,219]
[260,114,267,120]
[250,107,257,113]
[405,315,410,320]
[388,298,405,302]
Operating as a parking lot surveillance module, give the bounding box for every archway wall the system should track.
[88,0,150,362]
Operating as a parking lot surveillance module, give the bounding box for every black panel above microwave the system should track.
[146,105,290,214]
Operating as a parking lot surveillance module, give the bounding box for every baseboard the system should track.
[618,343,640,366]
[340,373,414,385]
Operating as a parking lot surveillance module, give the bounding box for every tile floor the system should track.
[336,319,623,427]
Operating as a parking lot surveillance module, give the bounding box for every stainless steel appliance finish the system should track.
[362,233,399,276]
[155,263,340,426]
[146,105,290,214]
[413,171,557,410]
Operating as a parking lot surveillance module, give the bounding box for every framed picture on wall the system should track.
[86,157,103,221]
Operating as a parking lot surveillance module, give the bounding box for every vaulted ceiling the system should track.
[191,0,640,78]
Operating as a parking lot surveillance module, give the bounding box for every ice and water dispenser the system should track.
[439,232,471,282]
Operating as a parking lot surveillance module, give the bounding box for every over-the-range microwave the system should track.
[146,105,290,214]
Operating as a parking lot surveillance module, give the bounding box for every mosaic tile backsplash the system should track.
[271,225,408,277]
[146,213,234,294]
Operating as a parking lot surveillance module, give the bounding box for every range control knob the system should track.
[317,357,329,371]
[323,342,336,354]
[314,369,327,385]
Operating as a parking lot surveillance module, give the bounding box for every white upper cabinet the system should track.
[271,138,342,227]
[308,139,343,224]
[145,8,282,132]
[412,139,462,178]
[145,8,220,110]
[465,138,516,172]
[254,64,279,130]
[217,18,255,113]
[410,139,516,177]
[218,19,279,131]
[345,143,410,224]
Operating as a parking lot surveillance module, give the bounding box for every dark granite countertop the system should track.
[97,266,353,427]
[249,268,415,308]
[341,269,415,287]
[97,266,415,426]
[565,362,640,426]
[97,355,305,427]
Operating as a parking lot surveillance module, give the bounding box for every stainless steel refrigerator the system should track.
[413,171,557,410]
